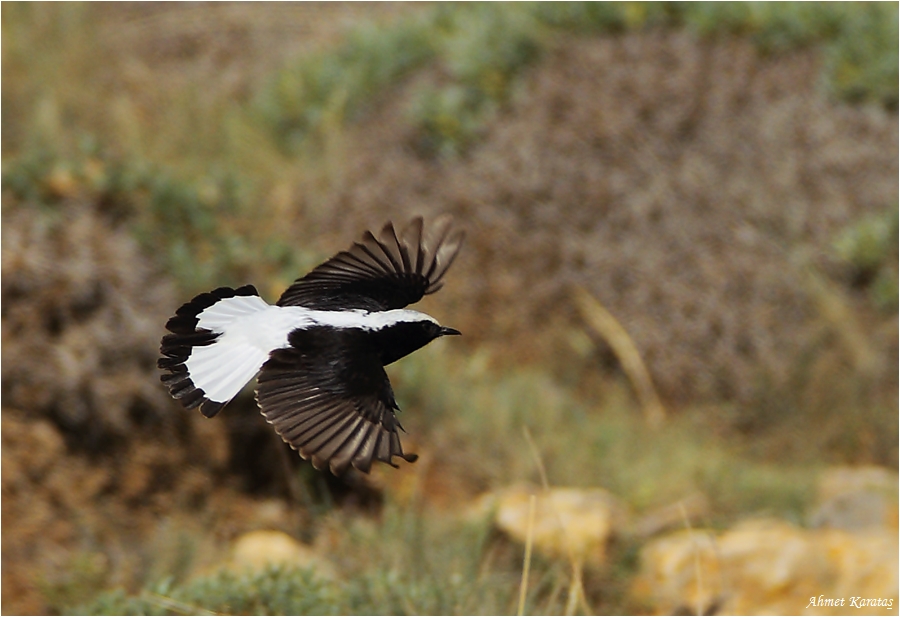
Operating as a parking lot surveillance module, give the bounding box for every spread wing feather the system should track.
[276,215,465,311]
[256,331,417,476]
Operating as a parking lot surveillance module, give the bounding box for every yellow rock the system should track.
[226,530,337,580]
[632,518,898,615]
[631,526,720,615]
[485,485,630,567]
[811,466,899,531]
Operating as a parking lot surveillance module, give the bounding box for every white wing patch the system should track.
[185,298,300,403]
[195,294,271,330]
[184,343,269,402]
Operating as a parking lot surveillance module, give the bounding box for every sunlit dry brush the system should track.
[315,31,897,425]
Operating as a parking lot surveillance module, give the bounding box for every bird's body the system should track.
[159,216,464,475]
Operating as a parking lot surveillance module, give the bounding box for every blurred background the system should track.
[2,2,897,615]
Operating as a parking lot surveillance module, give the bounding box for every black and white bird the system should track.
[158,215,465,476]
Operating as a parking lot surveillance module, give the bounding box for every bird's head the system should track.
[374,315,461,366]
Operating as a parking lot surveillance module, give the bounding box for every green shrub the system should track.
[824,2,899,107]
[834,208,899,311]
[529,1,631,32]
[2,141,313,295]
[255,15,437,154]
[410,4,542,158]
[77,567,336,616]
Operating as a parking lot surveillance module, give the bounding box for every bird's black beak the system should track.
[440,326,461,337]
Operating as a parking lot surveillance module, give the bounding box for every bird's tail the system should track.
[158,285,272,418]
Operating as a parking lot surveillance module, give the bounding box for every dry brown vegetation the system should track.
[324,31,896,395]
[1,198,263,613]
[3,201,175,445]
[314,30,897,454]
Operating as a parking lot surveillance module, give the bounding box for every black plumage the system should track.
[158,216,465,475]
[276,215,463,310]
[257,327,415,474]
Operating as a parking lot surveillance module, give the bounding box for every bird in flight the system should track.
[159,215,465,476]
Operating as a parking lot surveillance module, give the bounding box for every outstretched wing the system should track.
[276,215,465,311]
[256,327,418,476]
